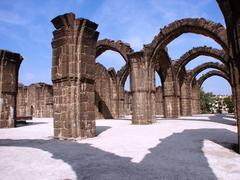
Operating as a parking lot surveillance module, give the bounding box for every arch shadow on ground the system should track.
[164,114,237,126]
[0,128,238,179]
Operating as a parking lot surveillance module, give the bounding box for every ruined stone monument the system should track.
[51,13,99,139]
[0,50,23,128]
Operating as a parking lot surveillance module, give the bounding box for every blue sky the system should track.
[0,0,231,95]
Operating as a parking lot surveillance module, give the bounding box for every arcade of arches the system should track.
[0,0,239,152]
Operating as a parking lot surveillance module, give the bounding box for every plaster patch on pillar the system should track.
[0,98,3,112]
[9,106,14,127]
[167,102,172,114]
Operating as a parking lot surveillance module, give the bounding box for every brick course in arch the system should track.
[145,18,228,64]
[197,70,231,87]
[96,39,133,62]
[190,70,232,115]
[174,46,229,79]
[188,62,229,84]
[117,64,129,88]
[180,62,229,116]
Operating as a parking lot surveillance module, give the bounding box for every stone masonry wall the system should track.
[17,83,53,118]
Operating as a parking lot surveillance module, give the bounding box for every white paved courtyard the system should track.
[0,114,239,180]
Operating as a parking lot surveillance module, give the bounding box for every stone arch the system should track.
[95,63,112,80]
[198,70,231,87]
[154,48,172,83]
[117,64,130,88]
[95,63,114,119]
[175,46,229,78]
[154,49,180,117]
[96,39,133,62]
[181,63,229,116]
[117,64,130,117]
[107,68,117,83]
[146,18,228,64]
[191,69,232,115]
[188,62,229,84]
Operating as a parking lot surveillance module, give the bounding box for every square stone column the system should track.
[163,70,180,118]
[118,85,125,117]
[124,91,131,115]
[129,52,156,124]
[155,86,164,115]
[192,81,201,114]
[0,50,23,128]
[51,13,99,139]
[180,79,192,116]
[109,78,119,118]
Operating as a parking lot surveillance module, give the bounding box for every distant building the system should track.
[210,95,231,114]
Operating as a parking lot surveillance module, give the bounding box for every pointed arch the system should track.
[145,18,228,64]
[96,39,133,62]
[197,70,231,87]
[175,46,229,78]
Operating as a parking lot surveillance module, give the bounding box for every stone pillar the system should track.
[155,86,164,115]
[0,50,23,128]
[51,13,99,139]
[118,85,125,117]
[180,79,192,116]
[163,69,180,118]
[192,81,201,114]
[233,67,240,152]
[123,91,131,115]
[109,78,119,118]
[129,52,155,124]
[232,84,237,119]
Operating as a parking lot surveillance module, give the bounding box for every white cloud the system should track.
[25,73,35,80]
[0,10,28,25]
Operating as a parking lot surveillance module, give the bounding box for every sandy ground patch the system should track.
[0,114,239,180]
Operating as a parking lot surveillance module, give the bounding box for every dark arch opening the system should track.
[155,71,164,116]
[30,105,34,116]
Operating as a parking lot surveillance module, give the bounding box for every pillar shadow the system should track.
[96,126,111,135]
[139,128,237,179]
[172,114,237,126]
[16,122,48,127]
[95,91,113,119]
[0,128,238,179]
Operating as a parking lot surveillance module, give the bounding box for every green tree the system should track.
[200,88,215,113]
[224,96,234,113]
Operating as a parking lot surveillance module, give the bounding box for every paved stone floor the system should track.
[0,114,239,180]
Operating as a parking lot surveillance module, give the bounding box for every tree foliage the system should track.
[224,96,234,113]
[200,89,215,113]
